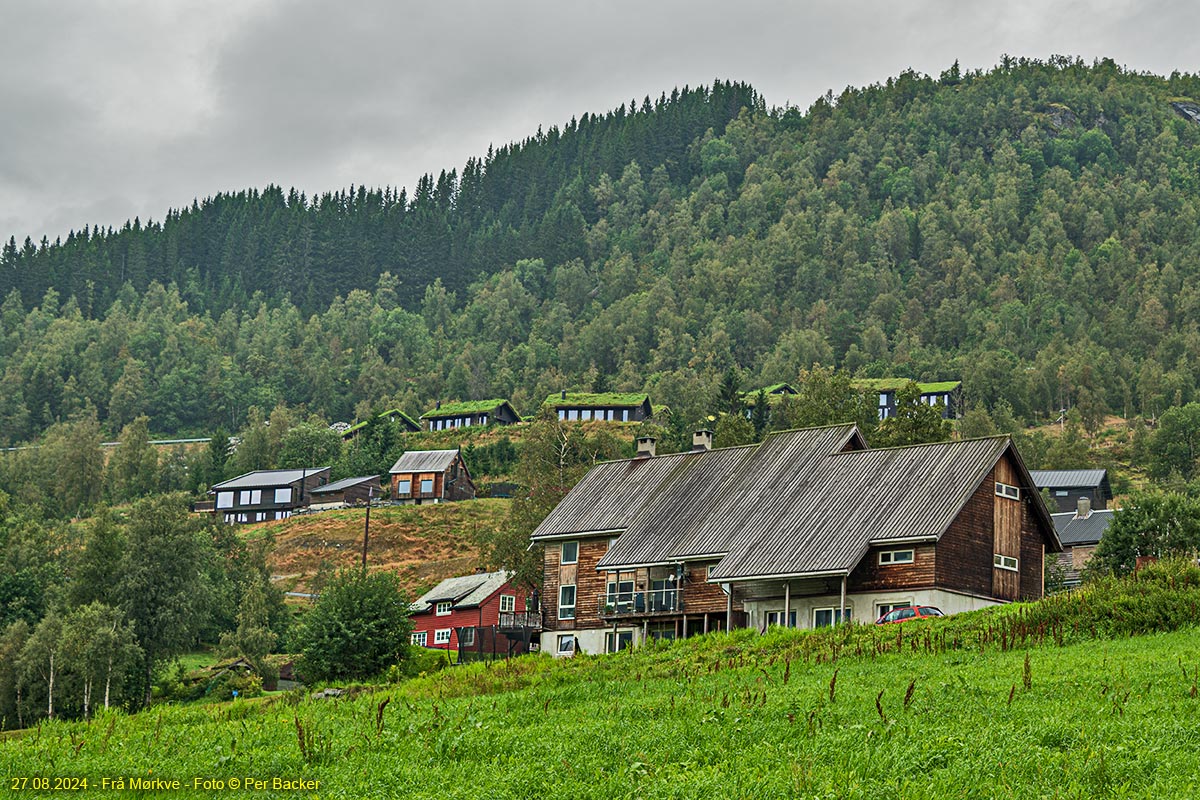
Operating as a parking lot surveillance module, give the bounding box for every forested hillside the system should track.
[4,59,1200,444]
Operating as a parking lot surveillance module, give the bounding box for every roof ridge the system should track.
[848,435,1009,454]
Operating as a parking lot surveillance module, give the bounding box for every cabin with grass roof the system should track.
[545,391,653,423]
[851,378,962,421]
[420,399,520,431]
[339,408,421,440]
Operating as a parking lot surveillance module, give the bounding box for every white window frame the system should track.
[459,627,475,646]
[216,492,234,509]
[274,487,292,504]
[435,601,452,616]
[706,564,717,579]
[434,629,452,645]
[995,482,1020,500]
[766,610,797,628]
[499,594,515,613]
[813,606,852,627]
[558,585,576,620]
[879,549,915,566]
[994,554,1019,571]
[557,634,576,654]
[561,541,579,565]
[411,631,427,646]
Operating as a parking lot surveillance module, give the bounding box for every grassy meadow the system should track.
[6,564,1200,798]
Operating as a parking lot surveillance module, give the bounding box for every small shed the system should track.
[307,475,382,510]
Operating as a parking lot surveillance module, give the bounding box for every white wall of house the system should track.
[541,627,641,657]
[744,588,1000,630]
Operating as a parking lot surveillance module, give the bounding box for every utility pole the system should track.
[361,484,373,570]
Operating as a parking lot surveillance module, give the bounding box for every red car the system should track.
[875,605,945,624]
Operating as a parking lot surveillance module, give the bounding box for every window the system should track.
[557,634,576,654]
[420,478,434,494]
[995,482,1020,500]
[707,564,717,579]
[397,479,411,495]
[605,630,633,653]
[558,585,576,619]
[499,594,515,613]
[411,631,427,646]
[558,410,566,420]
[876,602,911,620]
[434,629,451,645]
[994,554,1019,571]
[561,541,579,565]
[567,409,578,421]
[479,414,487,425]
[879,549,915,565]
[459,627,475,646]
[216,492,234,509]
[766,610,797,628]
[605,579,635,612]
[435,601,452,616]
[255,512,267,522]
[813,607,851,627]
[879,392,889,407]
[239,490,251,505]
[1056,490,1068,497]
[274,487,292,504]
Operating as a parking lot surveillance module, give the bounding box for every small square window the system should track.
[421,478,434,494]
[434,629,452,644]
[397,479,411,495]
[557,634,576,654]
[561,541,579,564]
[411,631,427,646]
[435,601,452,616]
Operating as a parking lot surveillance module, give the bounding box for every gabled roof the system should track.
[1051,509,1115,546]
[852,378,962,394]
[742,383,798,398]
[341,408,420,438]
[389,449,461,474]
[411,570,512,613]
[1031,469,1110,493]
[421,399,515,419]
[211,467,330,491]
[309,475,380,495]
[544,392,651,409]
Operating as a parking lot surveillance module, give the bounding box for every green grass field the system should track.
[6,564,1200,798]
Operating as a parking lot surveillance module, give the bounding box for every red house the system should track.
[409,570,538,659]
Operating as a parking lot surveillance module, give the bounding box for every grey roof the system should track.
[211,467,330,491]
[1051,509,1115,546]
[411,570,512,613]
[309,475,380,495]
[535,424,1060,583]
[1030,469,1109,491]
[389,450,460,474]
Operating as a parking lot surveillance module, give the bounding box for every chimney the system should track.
[561,389,567,400]
[692,429,714,452]
[1076,497,1091,519]
[436,400,442,410]
[636,436,657,458]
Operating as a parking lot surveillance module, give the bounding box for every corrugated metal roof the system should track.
[309,475,380,494]
[211,467,329,490]
[389,450,460,473]
[1030,469,1109,490]
[1052,509,1115,546]
[412,570,512,612]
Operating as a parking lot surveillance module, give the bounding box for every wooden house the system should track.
[208,467,330,523]
[531,424,1059,655]
[388,449,476,504]
[544,391,653,422]
[1031,469,1112,513]
[420,399,520,431]
[1051,499,1115,588]
[851,378,962,420]
[306,475,382,510]
[740,383,798,421]
[340,408,420,441]
[409,570,535,657]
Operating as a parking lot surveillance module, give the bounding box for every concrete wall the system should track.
[743,588,1000,630]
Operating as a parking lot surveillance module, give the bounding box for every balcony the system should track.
[497,610,542,632]
[597,588,681,618]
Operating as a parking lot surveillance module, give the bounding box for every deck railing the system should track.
[597,588,681,617]
[498,610,542,630]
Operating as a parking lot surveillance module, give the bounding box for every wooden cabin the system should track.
[851,378,963,420]
[388,449,476,504]
[208,467,330,523]
[1031,469,1112,513]
[340,408,420,441]
[544,391,653,423]
[531,425,1059,655]
[420,399,520,431]
[306,475,382,510]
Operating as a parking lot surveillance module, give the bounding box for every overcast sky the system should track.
[2,0,1197,243]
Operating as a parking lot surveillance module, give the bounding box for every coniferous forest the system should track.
[3,62,1200,446]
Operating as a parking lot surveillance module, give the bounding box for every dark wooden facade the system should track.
[307,475,382,508]
[422,400,520,431]
[390,452,476,504]
[210,467,331,524]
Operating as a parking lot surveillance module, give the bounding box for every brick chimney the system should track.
[692,429,714,452]
[636,436,657,458]
[1076,497,1091,519]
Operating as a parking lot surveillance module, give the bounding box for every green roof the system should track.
[852,378,962,393]
[342,408,419,437]
[543,392,650,408]
[421,399,513,419]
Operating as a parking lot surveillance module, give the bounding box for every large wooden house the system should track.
[851,379,963,420]
[421,399,520,431]
[388,449,476,504]
[531,424,1059,656]
[410,570,534,657]
[208,467,331,524]
[544,391,653,422]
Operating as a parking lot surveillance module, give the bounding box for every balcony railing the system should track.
[497,611,542,630]
[597,588,681,617]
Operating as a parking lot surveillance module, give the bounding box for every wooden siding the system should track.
[992,456,1022,601]
[1020,504,1045,600]
[543,537,610,633]
[934,470,995,596]
[848,544,937,592]
[683,563,743,615]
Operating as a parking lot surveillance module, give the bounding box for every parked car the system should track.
[875,605,944,624]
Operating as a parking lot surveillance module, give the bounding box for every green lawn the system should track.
[4,623,1200,799]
